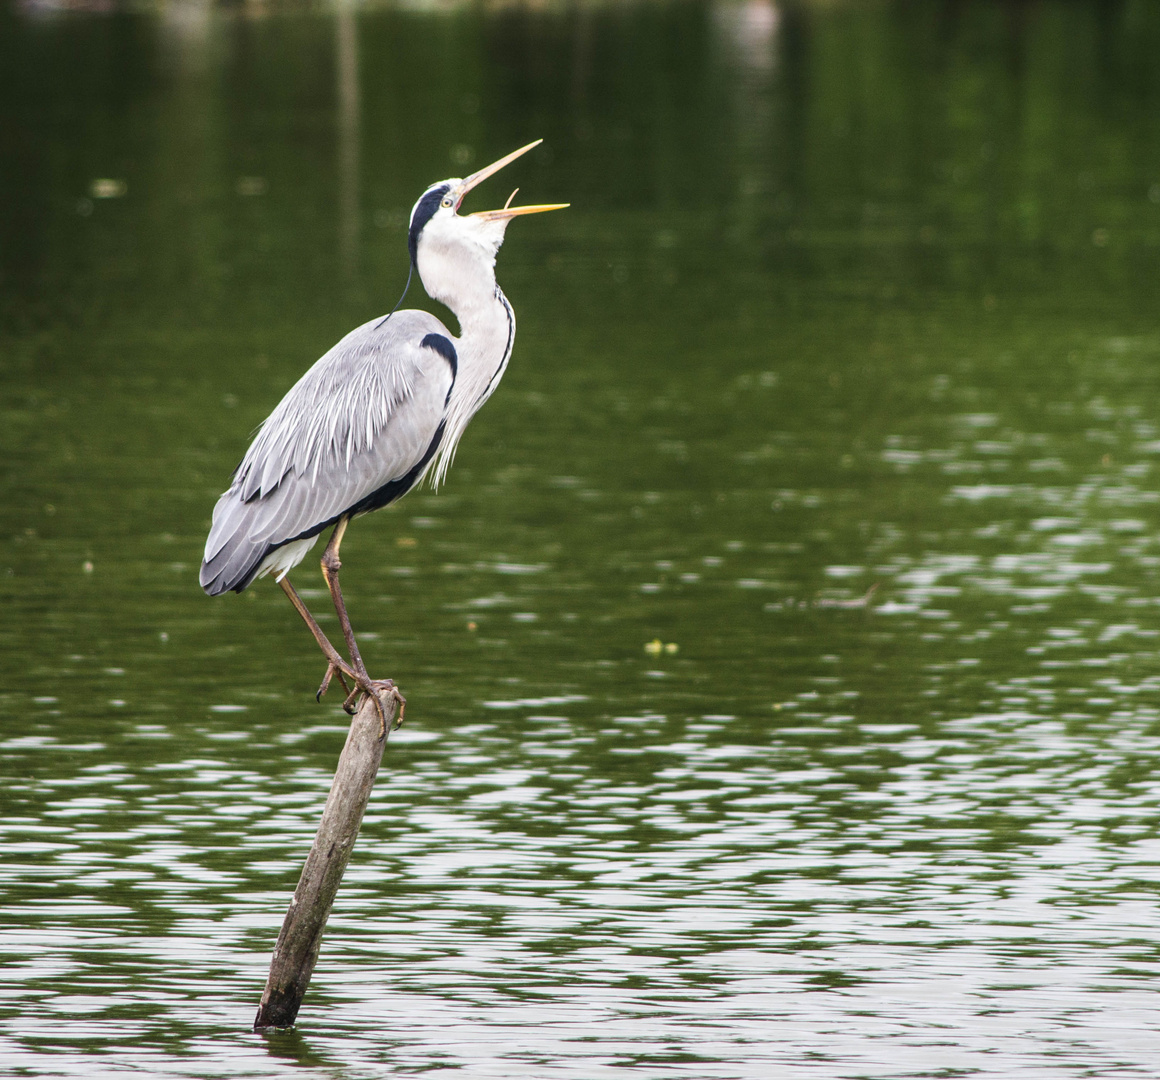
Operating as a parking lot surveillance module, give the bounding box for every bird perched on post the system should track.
[199,140,566,729]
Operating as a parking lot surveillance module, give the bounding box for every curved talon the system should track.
[317,663,352,703]
[365,679,406,732]
[383,682,406,728]
[335,677,396,736]
[365,683,390,735]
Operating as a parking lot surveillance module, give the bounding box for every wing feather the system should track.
[200,310,455,595]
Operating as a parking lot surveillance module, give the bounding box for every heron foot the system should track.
[316,662,352,703]
[338,676,406,738]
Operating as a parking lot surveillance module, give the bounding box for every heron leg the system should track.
[319,518,405,735]
[320,518,370,681]
[278,576,356,701]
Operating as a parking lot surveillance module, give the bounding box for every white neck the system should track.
[416,231,516,487]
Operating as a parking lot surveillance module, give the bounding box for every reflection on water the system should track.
[4,1,1160,1076]
[336,0,361,275]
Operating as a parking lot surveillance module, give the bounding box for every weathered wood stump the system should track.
[253,686,398,1030]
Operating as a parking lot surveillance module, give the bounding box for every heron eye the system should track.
[441,197,454,208]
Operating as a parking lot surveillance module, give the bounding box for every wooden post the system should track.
[253,686,398,1030]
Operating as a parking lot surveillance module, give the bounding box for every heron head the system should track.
[408,140,568,283]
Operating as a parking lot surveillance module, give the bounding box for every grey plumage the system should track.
[200,310,453,595]
[198,140,565,722]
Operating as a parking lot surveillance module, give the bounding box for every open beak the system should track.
[456,139,569,221]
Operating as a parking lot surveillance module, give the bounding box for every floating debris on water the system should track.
[813,583,881,609]
[235,176,268,196]
[90,178,127,199]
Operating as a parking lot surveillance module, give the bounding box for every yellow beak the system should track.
[456,139,569,221]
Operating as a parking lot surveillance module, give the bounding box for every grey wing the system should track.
[200,310,455,595]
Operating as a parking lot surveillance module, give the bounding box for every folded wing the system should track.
[200,310,455,595]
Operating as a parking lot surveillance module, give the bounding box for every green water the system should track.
[4,0,1160,1075]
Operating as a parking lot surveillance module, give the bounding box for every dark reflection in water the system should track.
[3,0,1160,1076]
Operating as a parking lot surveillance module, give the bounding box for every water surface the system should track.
[4,1,1160,1076]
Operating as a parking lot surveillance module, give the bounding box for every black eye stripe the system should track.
[408,182,452,265]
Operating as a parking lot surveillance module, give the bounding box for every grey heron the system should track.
[199,140,566,729]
